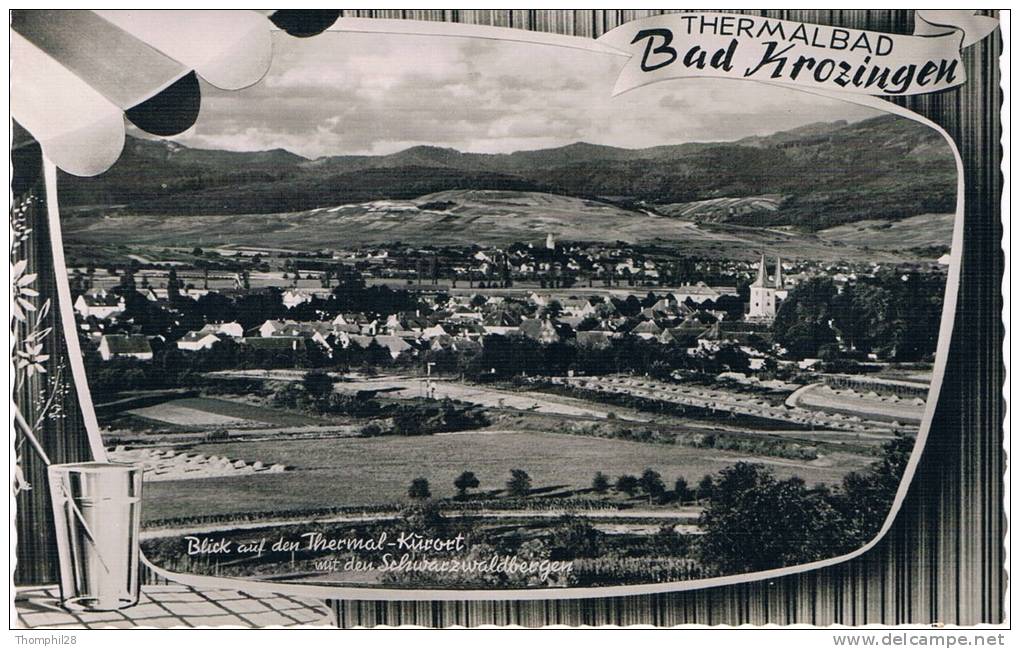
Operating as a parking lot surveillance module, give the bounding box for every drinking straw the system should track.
[14,408,51,466]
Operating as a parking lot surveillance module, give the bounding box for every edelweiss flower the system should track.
[15,342,49,376]
[11,259,39,322]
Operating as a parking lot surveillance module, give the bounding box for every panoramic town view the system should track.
[58,33,955,589]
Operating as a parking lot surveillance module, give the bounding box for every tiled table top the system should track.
[16,584,333,628]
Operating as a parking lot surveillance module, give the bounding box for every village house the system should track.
[373,335,415,360]
[565,301,598,318]
[668,319,713,346]
[575,330,615,349]
[359,320,380,336]
[148,287,209,301]
[256,319,299,338]
[240,336,304,352]
[558,316,587,331]
[98,334,153,361]
[421,323,450,339]
[430,336,483,354]
[448,306,484,323]
[281,322,335,350]
[630,320,663,340]
[482,325,520,337]
[388,329,421,341]
[528,292,549,308]
[252,319,334,349]
[672,282,737,305]
[281,288,313,309]
[385,313,428,334]
[519,318,568,344]
[74,289,125,320]
[176,331,221,352]
[198,322,244,338]
[333,322,361,335]
[454,322,487,339]
[333,312,375,329]
[483,309,523,327]
[342,334,374,350]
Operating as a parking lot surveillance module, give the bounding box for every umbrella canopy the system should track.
[11,9,339,177]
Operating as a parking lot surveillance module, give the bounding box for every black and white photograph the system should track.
[9,8,1004,633]
[51,27,957,591]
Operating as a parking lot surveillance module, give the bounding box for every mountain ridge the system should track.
[60,115,956,231]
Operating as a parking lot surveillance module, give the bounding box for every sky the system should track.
[168,30,886,159]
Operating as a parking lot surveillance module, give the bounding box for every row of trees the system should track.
[407,469,532,500]
[271,371,489,435]
[85,327,762,400]
[95,267,425,338]
[404,465,722,508]
[591,469,711,505]
[82,340,340,395]
[462,334,755,381]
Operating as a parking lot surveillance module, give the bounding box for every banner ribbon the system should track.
[599,10,998,97]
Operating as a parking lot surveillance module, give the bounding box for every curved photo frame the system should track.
[47,19,964,601]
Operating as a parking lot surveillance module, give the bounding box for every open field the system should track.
[335,375,646,421]
[128,402,246,427]
[817,213,954,252]
[138,430,874,523]
[127,397,330,429]
[206,369,651,422]
[61,190,914,262]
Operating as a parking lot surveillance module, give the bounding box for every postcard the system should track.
[9,8,1005,631]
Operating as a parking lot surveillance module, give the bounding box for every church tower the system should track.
[747,253,779,320]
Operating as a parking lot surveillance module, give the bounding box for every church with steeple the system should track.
[746,254,786,321]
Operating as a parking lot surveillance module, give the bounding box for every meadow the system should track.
[61,189,916,263]
[139,430,874,523]
[127,396,331,428]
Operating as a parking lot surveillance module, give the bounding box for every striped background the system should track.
[12,139,96,586]
[326,9,1005,627]
[11,9,1003,627]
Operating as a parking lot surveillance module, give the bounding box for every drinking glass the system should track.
[47,462,143,611]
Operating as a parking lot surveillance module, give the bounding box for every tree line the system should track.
[774,270,944,361]
[400,432,911,578]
